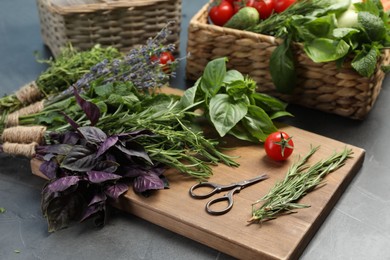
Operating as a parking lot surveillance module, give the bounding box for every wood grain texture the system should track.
[30,123,365,260]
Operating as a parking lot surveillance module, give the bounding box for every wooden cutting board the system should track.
[30,123,365,260]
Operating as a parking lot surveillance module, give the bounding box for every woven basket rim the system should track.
[41,0,176,15]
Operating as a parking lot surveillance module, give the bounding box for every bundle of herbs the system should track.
[249,145,353,223]
[0,23,176,135]
[0,44,121,114]
[179,57,292,142]
[248,0,390,93]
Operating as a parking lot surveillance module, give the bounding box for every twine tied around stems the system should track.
[2,142,37,158]
[5,100,45,127]
[15,81,42,105]
[1,126,46,144]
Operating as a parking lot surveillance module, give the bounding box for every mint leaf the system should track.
[382,65,390,73]
[269,37,296,94]
[209,94,248,137]
[0,207,5,213]
[358,11,387,41]
[351,45,380,77]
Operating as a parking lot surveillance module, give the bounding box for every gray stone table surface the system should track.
[1,0,390,259]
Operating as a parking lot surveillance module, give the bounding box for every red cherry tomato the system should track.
[274,0,296,13]
[151,51,175,73]
[264,131,294,161]
[209,1,235,26]
[259,0,275,19]
[224,0,235,5]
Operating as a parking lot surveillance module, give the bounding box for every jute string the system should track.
[1,126,46,144]
[5,100,45,127]
[15,81,42,105]
[2,142,37,158]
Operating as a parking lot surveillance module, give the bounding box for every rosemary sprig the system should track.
[249,145,353,223]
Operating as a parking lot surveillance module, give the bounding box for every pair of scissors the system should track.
[189,174,269,215]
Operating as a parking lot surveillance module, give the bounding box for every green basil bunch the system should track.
[180,57,292,142]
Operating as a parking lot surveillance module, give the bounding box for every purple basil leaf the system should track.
[88,192,107,206]
[122,165,165,178]
[61,132,81,145]
[78,126,107,144]
[115,143,153,165]
[104,183,129,199]
[96,135,118,158]
[60,111,79,130]
[86,171,122,183]
[61,145,99,172]
[133,173,164,193]
[122,166,144,178]
[47,176,80,193]
[36,144,73,156]
[39,160,58,180]
[80,201,105,223]
[93,160,119,173]
[45,192,85,232]
[73,87,100,126]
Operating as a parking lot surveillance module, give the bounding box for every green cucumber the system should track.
[224,7,260,30]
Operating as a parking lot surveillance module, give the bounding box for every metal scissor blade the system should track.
[238,174,269,189]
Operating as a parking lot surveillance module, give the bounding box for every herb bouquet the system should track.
[0,22,292,231]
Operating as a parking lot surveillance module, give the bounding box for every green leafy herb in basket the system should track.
[248,0,390,93]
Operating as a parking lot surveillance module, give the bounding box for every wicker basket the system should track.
[36,0,182,57]
[186,1,390,119]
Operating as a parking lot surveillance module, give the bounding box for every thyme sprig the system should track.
[249,145,353,223]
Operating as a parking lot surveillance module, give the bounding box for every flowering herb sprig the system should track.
[47,22,178,106]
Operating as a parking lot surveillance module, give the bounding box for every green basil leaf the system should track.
[246,105,277,138]
[251,92,287,113]
[351,45,379,77]
[269,111,294,120]
[304,38,350,62]
[209,94,248,137]
[226,80,251,101]
[179,78,200,108]
[201,57,227,96]
[229,123,259,143]
[223,69,244,84]
[269,38,297,94]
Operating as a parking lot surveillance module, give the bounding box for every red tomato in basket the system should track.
[209,1,235,26]
[274,0,296,13]
[264,131,294,161]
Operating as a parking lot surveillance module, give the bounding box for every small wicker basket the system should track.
[186,1,390,119]
[36,0,182,57]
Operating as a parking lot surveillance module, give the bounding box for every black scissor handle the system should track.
[205,186,241,215]
[189,182,222,199]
